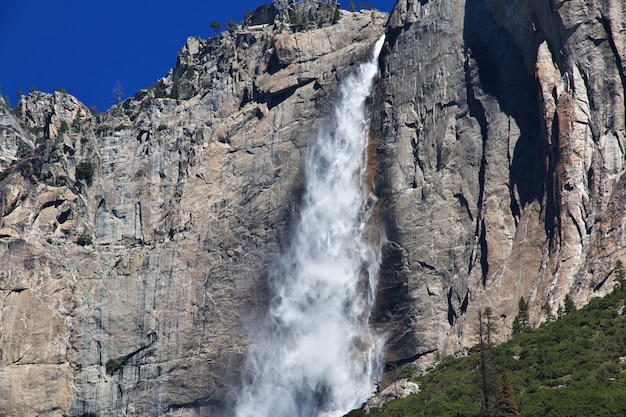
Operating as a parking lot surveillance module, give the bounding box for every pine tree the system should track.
[541,301,555,322]
[494,371,519,417]
[210,21,221,35]
[289,11,301,26]
[564,294,576,314]
[113,81,123,105]
[484,307,496,345]
[511,297,529,335]
[477,307,497,416]
[615,260,625,286]
[333,4,341,23]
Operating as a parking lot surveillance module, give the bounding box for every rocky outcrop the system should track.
[0,97,34,172]
[18,91,91,140]
[0,4,386,416]
[373,0,626,374]
[364,378,420,412]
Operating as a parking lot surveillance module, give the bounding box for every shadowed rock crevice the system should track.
[447,287,457,326]
[373,239,413,328]
[598,14,626,125]
[464,0,545,211]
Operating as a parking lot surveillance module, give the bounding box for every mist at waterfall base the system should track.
[233,36,386,417]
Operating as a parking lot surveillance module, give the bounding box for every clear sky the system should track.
[0,1,397,113]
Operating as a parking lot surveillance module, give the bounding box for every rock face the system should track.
[0,96,34,172]
[373,0,626,372]
[0,4,387,416]
[1,0,625,414]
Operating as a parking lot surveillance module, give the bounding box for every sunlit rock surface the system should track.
[0,3,386,416]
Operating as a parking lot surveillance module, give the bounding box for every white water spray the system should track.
[234,36,386,417]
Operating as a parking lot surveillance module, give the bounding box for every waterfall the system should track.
[234,35,386,417]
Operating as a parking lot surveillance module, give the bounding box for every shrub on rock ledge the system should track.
[76,161,94,186]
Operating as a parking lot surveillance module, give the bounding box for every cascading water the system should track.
[234,35,386,417]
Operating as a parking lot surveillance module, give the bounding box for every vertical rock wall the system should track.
[373,0,626,373]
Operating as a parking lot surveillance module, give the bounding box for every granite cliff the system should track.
[373,0,626,374]
[0,3,387,416]
[0,0,625,415]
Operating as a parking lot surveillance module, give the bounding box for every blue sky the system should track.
[0,1,397,113]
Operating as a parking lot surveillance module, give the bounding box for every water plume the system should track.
[234,35,386,417]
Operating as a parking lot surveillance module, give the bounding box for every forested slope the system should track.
[350,264,626,416]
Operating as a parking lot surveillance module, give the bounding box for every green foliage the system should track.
[16,144,31,159]
[75,234,93,247]
[105,358,122,375]
[616,260,626,286]
[290,11,301,26]
[227,19,238,32]
[541,301,555,323]
[56,87,67,94]
[76,161,95,186]
[512,297,530,335]
[210,20,221,35]
[152,75,187,100]
[349,0,357,12]
[59,120,69,134]
[477,307,498,415]
[72,113,82,130]
[15,161,40,179]
[113,81,123,104]
[348,284,626,417]
[24,126,43,136]
[494,371,519,417]
[333,4,341,23]
[398,364,415,380]
[564,294,576,314]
